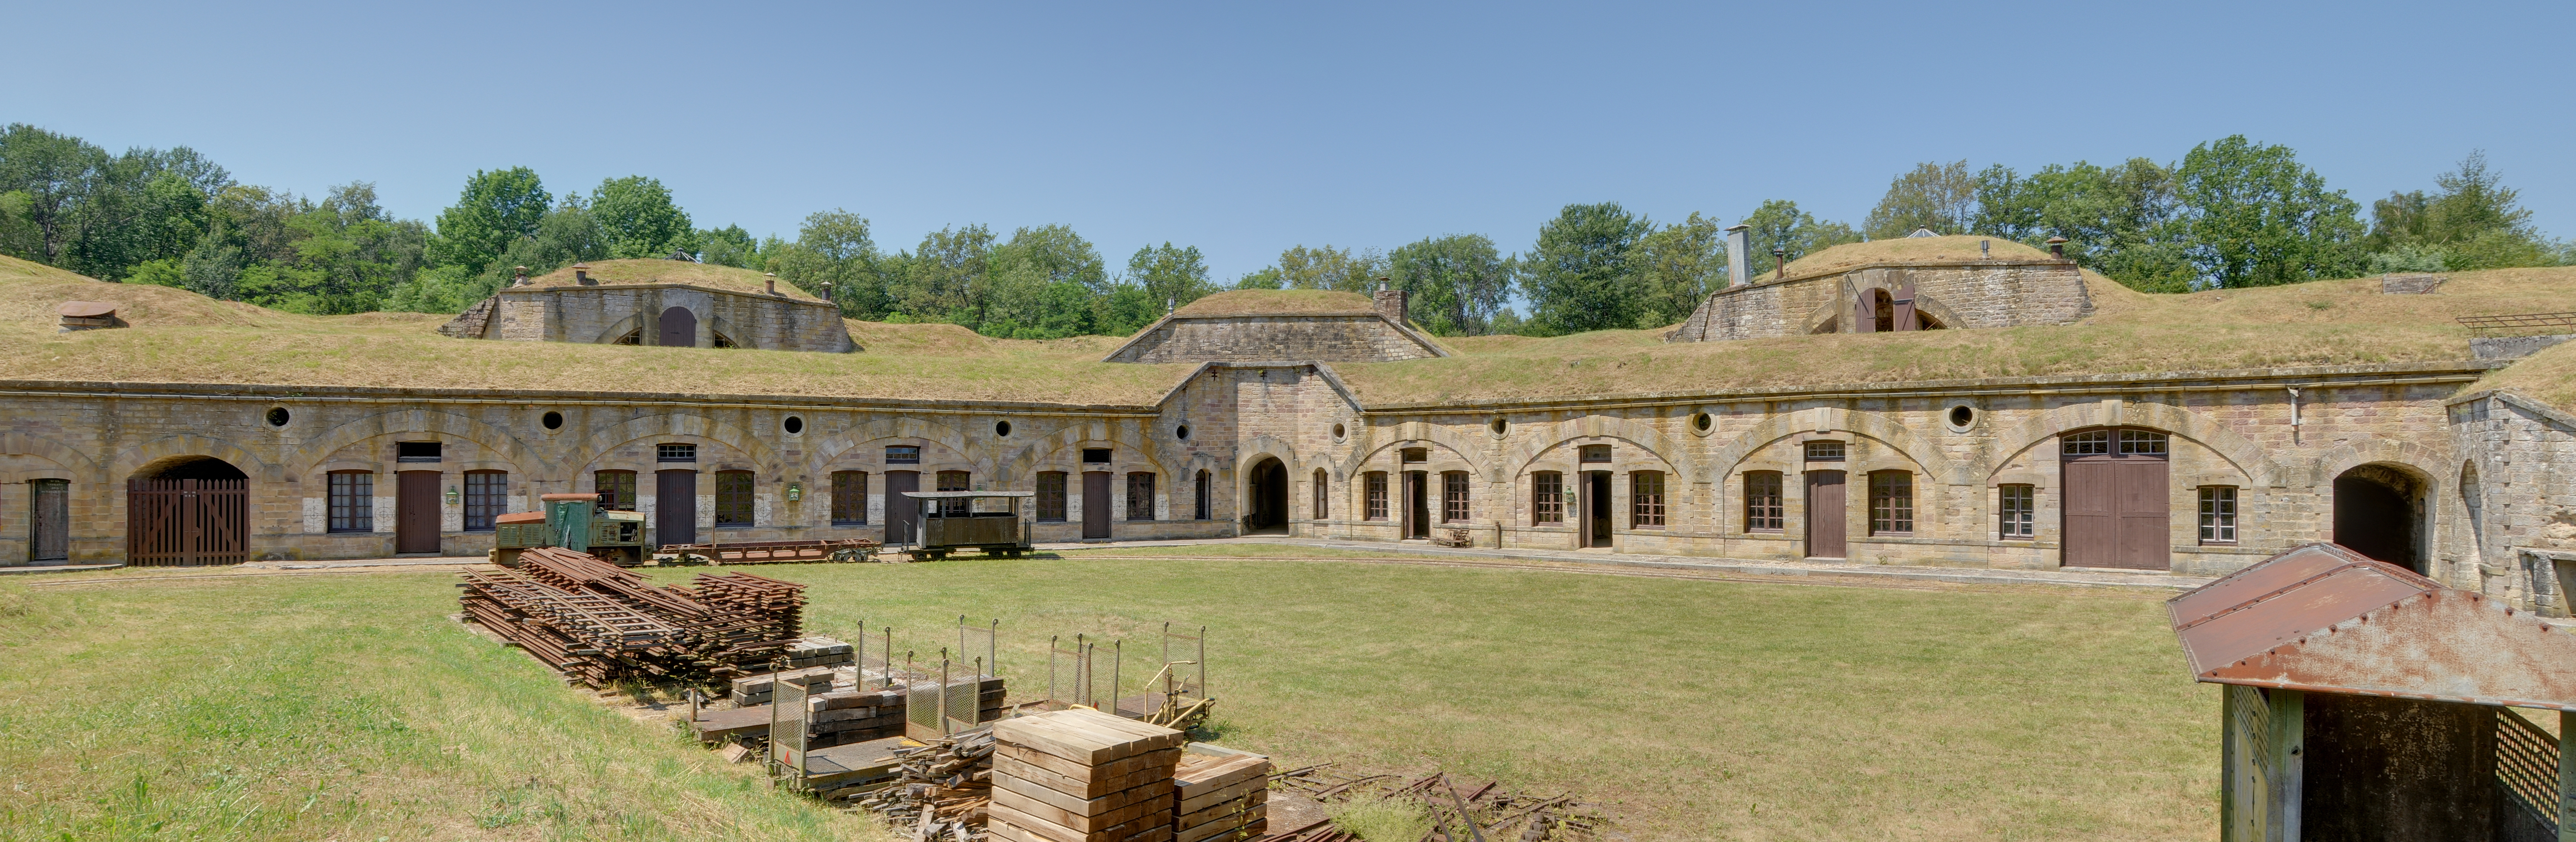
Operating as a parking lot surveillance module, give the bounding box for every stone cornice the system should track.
[0,379,1165,417]
[497,282,835,308]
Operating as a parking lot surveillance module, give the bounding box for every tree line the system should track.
[2,124,2563,339]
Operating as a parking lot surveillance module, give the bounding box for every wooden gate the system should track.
[658,306,696,347]
[127,478,247,566]
[1805,470,1846,559]
[2064,428,2171,570]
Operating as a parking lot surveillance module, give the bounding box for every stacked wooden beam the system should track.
[455,547,810,688]
[1172,751,1268,842]
[853,728,997,834]
[1263,766,1606,841]
[990,708,1186,842]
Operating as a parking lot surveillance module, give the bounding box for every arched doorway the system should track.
[657,306,696,347]
[128,455,249,566]
[1244,458,1288,534]
[2335,464,2427,572]
[2061,427,2172,570]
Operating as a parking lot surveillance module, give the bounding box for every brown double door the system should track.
[657,469,698,547]
[886,470,923,543]
[1080,471,1110,538]
[2064,448,2170,570]
[396,470,441,554]
[126,478,249,566]
[1805,470,1846,559]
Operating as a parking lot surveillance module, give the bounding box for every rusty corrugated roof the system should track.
[2169,543,2576,711]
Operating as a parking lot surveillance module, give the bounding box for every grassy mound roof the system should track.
[1172,289,1376,317]
[1776,235,2056,282]
[522,259,824,302]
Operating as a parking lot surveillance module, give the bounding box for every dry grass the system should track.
[0,576,889,841]
[523,259,824,301]
[1343,267,2576,405]
[2474,337,2576,411]
[1175,289,1377,317]
[1776,235,2055,281]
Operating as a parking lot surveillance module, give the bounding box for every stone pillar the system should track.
[1373,284,1408,325]
[1725,224,1751,288]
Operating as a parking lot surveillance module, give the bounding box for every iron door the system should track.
[656,469,697,547]
[1080,471,1110,538]
[1805,470,1846,559]
[396,470,441,554]
[1588,472,1613,547]
[30,479,68,561]
[657,306,696,347]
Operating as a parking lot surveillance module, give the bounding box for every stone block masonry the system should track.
[1103,314,1442,364]
[1671,260,2091,342]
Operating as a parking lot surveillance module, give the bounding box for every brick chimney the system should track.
[572,263,593,285]
[1373,278,1407,324]
[764,272,779,296]
[2046,236,2068,260]
[511,266,530,287]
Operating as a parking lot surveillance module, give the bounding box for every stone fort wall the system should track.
[1671,261,2092,342]
[462,284,855,352]
[1104,315,1442,364]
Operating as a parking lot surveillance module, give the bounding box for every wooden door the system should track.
[1403,471,1427,538]
[656,469,697,547]
[1587,472,1613,547]
[1574,473,1591,548]
[657,306,696,347]
[1805,470,1846,559]
[2064,446,2170,570]
[126,478,248,566]
[30,479,68,561]
[396,470,441,554]
[1079,471,1110,538]
[886,470,922,543]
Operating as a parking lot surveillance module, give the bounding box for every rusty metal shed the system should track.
[2171,542,2575,841]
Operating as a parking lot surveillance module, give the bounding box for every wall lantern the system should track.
[445,486,460,504]
[786,482,804,503]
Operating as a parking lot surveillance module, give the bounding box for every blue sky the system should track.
[6,1,2570,282]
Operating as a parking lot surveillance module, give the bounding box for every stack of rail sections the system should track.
[1172,748,1269,842]
[990,708,1186,842]
[455,547,808,687]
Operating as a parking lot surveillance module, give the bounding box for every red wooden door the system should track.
[1805,470,1846,559]
[1079,471,1109,538]
[656,469,698,547]
[396,470,441,554]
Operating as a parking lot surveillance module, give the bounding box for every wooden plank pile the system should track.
[1263,766,1604,842]
[852,728,998,834]
[1173,751,1268,842]
[990,708,1186,842]
[456,547,809,688]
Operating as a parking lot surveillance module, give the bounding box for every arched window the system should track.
[1310,469,1327,520]
[1631,470,1665,529]
[463,470,508,532]
[1196,470,1213,521]
[1743,471,1783,532]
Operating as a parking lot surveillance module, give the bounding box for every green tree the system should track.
[1973,159,2191,291]
[1520,202,1654,335]
[1738,199,1859,279]
[892,224,997,324]
[769,209,889,319]
[1385,234,1512,335]
[2170,135,2365,288]
[1124,242,1216,317]
[427,168,549,277]
[1268,244,1384,291]
[0,124,110,265]
[2364,151,2562,270]
[1864,160,1976,239]
[1627,213,1726,328]
[982,224,1107,338]
[697,224,761,268]
[591,175,694,259]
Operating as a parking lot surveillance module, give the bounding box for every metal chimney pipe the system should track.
[1772,248,1788,280]
[1724,224,1751,287]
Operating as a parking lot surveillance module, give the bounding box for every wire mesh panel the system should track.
[905,661,985,740]
[2496,708,2562,834]
[771,677,810,781]
[1046,634,1096,709]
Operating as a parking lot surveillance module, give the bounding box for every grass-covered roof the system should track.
[521,259,825,302]
[2,254,2561,410]
[1172,288,1376,317]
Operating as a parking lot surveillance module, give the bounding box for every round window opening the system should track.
[1332,422,1347,441]
[1176,424,1191,440]
[265,407,290,427]
[1692,412,1714,432]
[1948,405,1976,428]
[995,420,1012,437]
[1489,418,1508,435]
[783,416,805,435]
[540,410,563,430]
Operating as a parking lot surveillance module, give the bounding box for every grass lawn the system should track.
[0,554,2219,841]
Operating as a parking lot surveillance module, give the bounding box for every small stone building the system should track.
[439,259,856,353]
[1669,235,2093,342]
[1102,288,1445,364]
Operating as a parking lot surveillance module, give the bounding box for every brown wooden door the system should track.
[1403,471,1428,538]
[2064,447,2170,570]
[126,478,248,566]
[1805,470,1846,559]
[1574,473,1591,548]
[656,469,697,547]
[396,470,441,554]
[30,479,68,561]
[1079,471,1109,538]
[658,306,696,347]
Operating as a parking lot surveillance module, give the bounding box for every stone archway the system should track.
[1244,457,1289,533]
[127,455,250,566]
[2335,463,2429,572]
